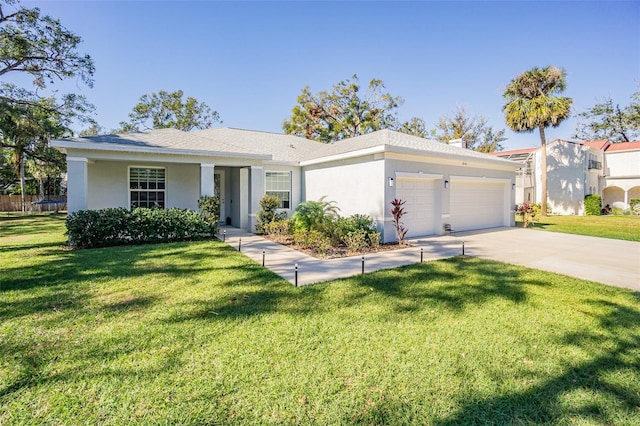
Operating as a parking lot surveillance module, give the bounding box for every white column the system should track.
[249,166,264,233]
[200,163,215,197]
[67,157,88,213]
[239,168,249,230]
[624,190,629,209]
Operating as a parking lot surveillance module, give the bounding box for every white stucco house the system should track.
[494,139,640,214]
[51,128,520,242]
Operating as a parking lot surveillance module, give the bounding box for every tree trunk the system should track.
[19,153,26,213]
[538,125,548,217]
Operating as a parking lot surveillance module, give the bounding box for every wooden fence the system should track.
[0,195,67,212]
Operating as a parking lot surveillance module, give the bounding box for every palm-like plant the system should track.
[503,66,572,216]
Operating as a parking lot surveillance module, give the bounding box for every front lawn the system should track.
[1,216,639,424]
[517,214,640,242]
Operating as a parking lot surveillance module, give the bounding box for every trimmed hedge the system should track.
[66,207,216,248]
[584,194,602,216]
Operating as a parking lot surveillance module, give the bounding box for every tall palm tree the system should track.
[503,66,572,216]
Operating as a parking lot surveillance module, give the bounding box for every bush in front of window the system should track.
[256,195,287,234]
[66,207,215,248]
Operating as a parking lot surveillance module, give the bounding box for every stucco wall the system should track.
[604,151,640,209]
[535,142,587,215]
[86,161,200,211]
[605,150,640,180]
[303,156,386,223]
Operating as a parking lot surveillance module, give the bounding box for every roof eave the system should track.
[51,140,272,161]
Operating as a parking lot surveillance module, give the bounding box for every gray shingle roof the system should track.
[54,128,257,156]
[305,129,518,165]
[53,127,519,167]
[192,128,326,162]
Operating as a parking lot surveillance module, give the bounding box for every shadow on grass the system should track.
[0,214,67,238]
[432,298,640,425]
[352,257,548,314]
[162,256,549,326]
[0,240,283,321]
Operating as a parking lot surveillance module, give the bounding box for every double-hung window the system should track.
[129,167,166,209]
[265,171,291,209]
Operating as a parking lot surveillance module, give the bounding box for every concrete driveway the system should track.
[220,227,639,291]
[418,228,640,292]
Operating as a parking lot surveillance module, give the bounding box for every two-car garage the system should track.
[394,172,511,238]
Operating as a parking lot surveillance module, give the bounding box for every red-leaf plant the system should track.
[390,198,408,244]
[516,201,536,228]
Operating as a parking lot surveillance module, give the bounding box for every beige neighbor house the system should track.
[52,128,520,242]
[493,139,640,214]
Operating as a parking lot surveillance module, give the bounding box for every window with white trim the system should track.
[129,167,166,209]
[265,171,291,209]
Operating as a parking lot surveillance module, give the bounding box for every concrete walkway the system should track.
[217,226,640,291]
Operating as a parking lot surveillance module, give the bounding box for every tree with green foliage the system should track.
[0,148,14,192]
[79,122,103,137]
[0,0,94,208]
[574,92,640,142]
[0,0,94,107]
[283,75,425,142]
[431,106,506,152]
[503,66,572,216]
[0,97,79,209]
[117,90,221,132]
[398,117,428,138]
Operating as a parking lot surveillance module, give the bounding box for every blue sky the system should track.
[18,0,640,149]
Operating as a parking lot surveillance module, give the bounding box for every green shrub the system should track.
[343,229,369,253]
[265,219,291,236]
[66,207,214,249]
[256,195,286,234]
[291,197,339,233]
[292,229,331,254]
[333,214,380,249]
[198,196,220,233]
[630,198,640,215]
[65,207,129,248]
[264,219,292,244]
[584,194,602,216]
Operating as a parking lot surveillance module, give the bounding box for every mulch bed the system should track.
[263,235,412,259]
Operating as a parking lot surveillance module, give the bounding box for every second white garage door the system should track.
[450,180,507,232]
[396,177,438,237]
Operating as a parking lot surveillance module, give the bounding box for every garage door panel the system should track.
[396,177,437,237]
[451,181,506,232]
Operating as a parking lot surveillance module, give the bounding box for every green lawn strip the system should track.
[1,216,639,424]
[516,214,640,242]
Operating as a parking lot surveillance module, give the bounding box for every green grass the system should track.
[517,214,640,242]
[1,215,639,425]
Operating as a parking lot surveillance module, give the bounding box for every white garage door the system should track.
[396,177,438,237]
[450,180,507,232]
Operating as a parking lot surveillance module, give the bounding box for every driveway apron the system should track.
[218,227,640,291]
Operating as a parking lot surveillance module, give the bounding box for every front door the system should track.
[214,171,226,224]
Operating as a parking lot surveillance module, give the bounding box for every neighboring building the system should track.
[51,128,520,242]
[602,141,640,209]
[494,139,640,214]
